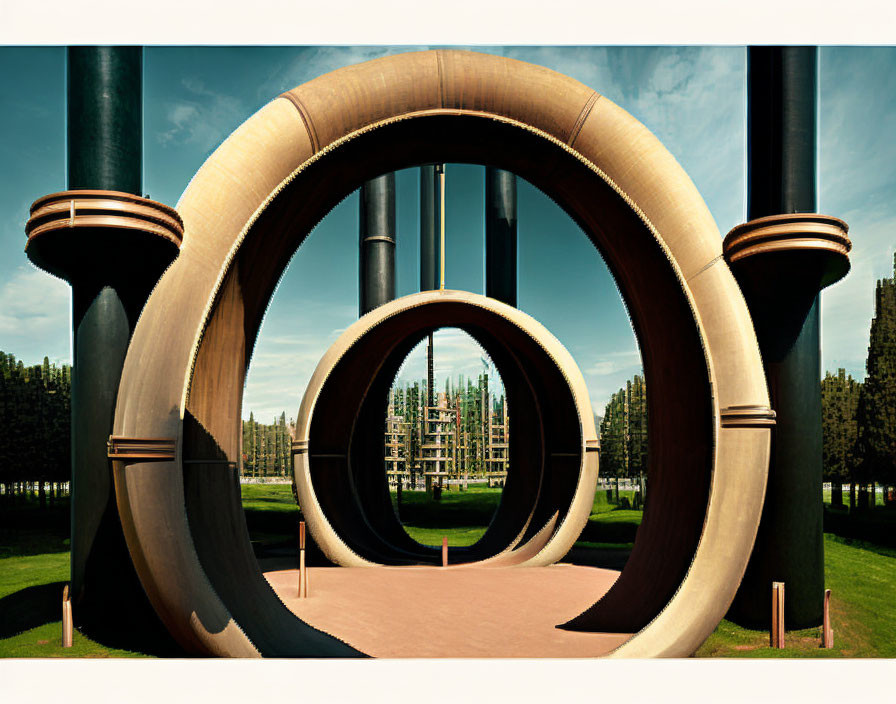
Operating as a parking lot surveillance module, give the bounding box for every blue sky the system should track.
[1,46,894,423]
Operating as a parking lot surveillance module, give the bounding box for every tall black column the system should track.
[485,167,517,307]
[726,47,849,630]
[420,164,443,292]
[359,173,396,316]
[419,164,442,496]
[67,47,142,194]
[26,47,181,651]
[68,47,145,635]
[746,48,817,219]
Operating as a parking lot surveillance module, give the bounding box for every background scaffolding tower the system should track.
[486,396,509,487]
[384,389,409,490]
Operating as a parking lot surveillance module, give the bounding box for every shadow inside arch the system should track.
[0,581,67,639]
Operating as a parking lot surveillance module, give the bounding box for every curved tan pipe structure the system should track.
[111,49,772,657]
[293,289,599,569]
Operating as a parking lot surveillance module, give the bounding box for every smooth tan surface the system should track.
[265,566,630,658]
[111,49,772,657]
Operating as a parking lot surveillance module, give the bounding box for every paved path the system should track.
[265,564,631,658]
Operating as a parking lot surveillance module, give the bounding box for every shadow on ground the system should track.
[0,579,183,657]
[0,581,67,638]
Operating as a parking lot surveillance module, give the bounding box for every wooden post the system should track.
[298,521,307,598]
[442,536,448,567]
[62,584,73,648]
[822,588,834,648]
[771,582,785,648]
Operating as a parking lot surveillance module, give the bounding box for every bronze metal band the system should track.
[361,235,396,245]
[291,440,309,455]
[107,435,176,461]
[723,213,850,264]
[26,190,184,248]
[720,405,777,428]
[278,92,320,154]
[567,91,601,148]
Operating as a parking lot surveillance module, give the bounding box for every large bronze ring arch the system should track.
[295,290,599,569]
[111,50,772,658]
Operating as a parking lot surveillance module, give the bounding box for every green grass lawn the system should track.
[0,551,147,658]
[0,499,150,658]
[3,483,896,658]
[823,486,888,507]
[696,534,896,657]
[392,484,499,547]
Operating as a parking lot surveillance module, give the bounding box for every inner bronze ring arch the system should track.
[184,113,715,641]
[295,292,597,568]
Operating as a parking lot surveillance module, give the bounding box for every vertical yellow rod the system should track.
[62,584,73,648]
[822,588,834,648]
[439,165,446,290]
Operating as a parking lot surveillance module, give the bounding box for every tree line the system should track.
[599,374,648,480]
[598,374,648,507]
[241,412,293,478]
[5,252,893,507]
[822,253,896,509]
[0,352,71,506]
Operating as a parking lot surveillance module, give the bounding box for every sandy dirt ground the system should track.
[265,564,631,657]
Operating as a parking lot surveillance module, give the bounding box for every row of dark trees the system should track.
[6,253,892,507]
[599,374,648,480]
[0,352,71,506]
[822,253,896,509]
[241,412,293,478]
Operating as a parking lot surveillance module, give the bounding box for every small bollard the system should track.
[823,588,834,648]
[441,536,448,567]
[771,582,785,648]
[298,521,307,598]
[61,584,73,648]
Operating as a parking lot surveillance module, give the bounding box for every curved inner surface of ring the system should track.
[182,113,713,644]
[306,302,583,567]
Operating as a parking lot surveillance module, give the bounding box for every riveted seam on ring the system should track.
[280,92,320,154]
[568,91,601,148]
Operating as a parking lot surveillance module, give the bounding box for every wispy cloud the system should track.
[818,47,896,379]
[820,212,896,378]
[0,265,70,364]
[156,76,248,154]
[242,299,356,421]
[394,328,504,393]
[507,46,746,233]
[255,46,430,100]
[584,349,642,378]
[581,348,643,413]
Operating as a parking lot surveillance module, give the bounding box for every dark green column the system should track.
[485,167,517,307]
[68,47,143,634]
[68,47,142,195]
[420,164,443,292]
[420,165,442,497]
[60,47,177,650]
[727,46,824,629]
[359,174,396,316]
